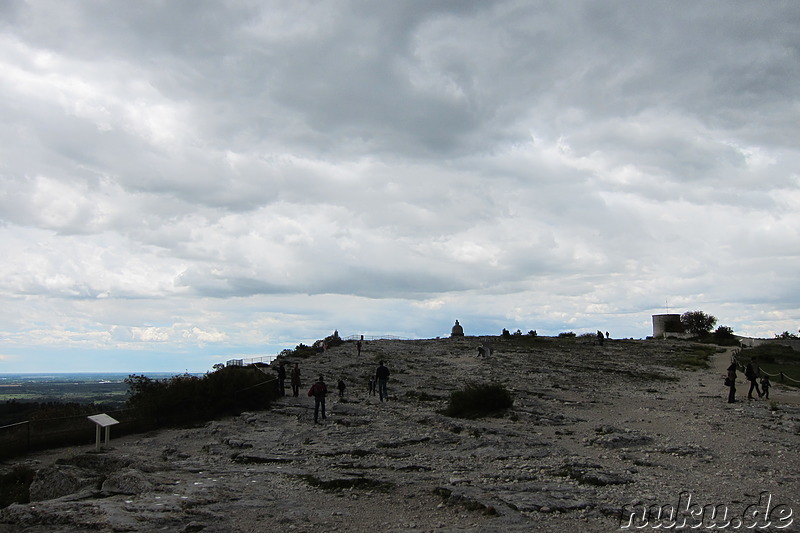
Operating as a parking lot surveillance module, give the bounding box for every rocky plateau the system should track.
[1,336,799,532]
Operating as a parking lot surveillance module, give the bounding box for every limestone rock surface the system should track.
[2,337,799,532]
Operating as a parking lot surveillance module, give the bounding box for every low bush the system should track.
[444,383,513,419]
[744,344,799,364]
[282,343,316,358]
[125,366,278,426]
[665,345,715,370]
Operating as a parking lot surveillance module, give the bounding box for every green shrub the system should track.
[28,402,102,421]
[558,332,576,338]
[681,310,717,337]
[125,366,277,426]
[713,325,736,344]
[665,345,715,369]
[444,383,513,419]
[287,343,316,358]
[745,344,799,364]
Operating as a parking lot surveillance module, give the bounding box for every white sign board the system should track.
[87,414,119,427]
[87,413,120,449]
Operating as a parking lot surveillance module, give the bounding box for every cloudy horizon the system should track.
[1,1,798,372]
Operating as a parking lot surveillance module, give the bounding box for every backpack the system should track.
[308,382,325,397]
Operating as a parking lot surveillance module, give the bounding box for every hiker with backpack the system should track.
[745,360,762,400]
[308,375,328,423]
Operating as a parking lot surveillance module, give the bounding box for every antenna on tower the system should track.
[665,298,669,313]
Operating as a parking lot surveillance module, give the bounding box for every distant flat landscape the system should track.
[0,373,188,404]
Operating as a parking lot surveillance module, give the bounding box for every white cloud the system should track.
[0,1,798,371]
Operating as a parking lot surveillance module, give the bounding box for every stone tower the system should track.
[652,314,683,338]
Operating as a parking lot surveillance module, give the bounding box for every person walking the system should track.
[761,375,771,400]
[726,362,737,404]
[745,360,762,400]
[337,378,346,399]
[276,361,286,396]
[356,340,362,356]
[308,375,328,423]
[375,360,390,402]
[290,363,301,397]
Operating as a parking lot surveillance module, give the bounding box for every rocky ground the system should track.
[2,336,799,532]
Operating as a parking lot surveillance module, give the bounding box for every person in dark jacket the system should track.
[290,363,301,397]
[760,375,771,400]
[308,375,328,423]
[375,361,390,402]
[745,360,762,400]
[726,362,737,404]
[277,361,286,396]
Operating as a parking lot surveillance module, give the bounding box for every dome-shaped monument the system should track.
[451,320,464,337]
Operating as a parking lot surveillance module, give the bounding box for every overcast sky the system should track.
[1,1,798,373]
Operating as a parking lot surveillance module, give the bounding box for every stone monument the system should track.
[451,320,464,337]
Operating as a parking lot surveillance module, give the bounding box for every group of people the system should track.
[725,359,771,404]
[275,362,303,397]
[275,359,391,423]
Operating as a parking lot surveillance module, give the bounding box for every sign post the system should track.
[87,414,120,450]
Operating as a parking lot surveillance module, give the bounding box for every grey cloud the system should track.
[1,1,799,372]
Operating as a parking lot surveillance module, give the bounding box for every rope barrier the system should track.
[729,351,800,384]
[235,376,276,394]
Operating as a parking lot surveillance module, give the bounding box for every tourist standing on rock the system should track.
[337,378,346,398]
[277,361,286,396]
[308,375,328,423]
[375,360,390,402]
[726,362,737,403]
[290,363,301,397]
[745,360,762,400]
[357,340,362,356]
[761,375,771,400]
